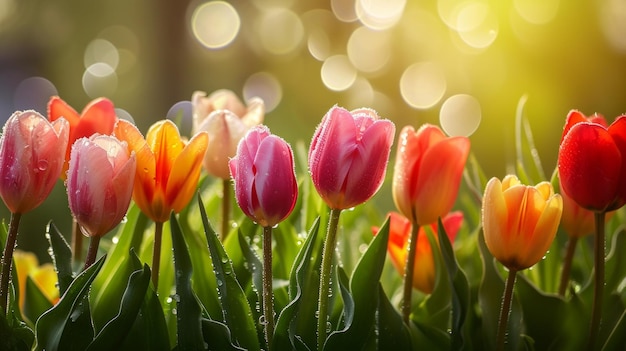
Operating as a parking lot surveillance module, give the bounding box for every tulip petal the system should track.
[199,110,248,179]
[482,177,509,266]
[166,131,208,214]
[71,98,116,141]
[48,96,80,127]
[607,115,626,210]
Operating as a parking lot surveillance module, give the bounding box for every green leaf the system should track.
[324,216,390,350]
[201,318,247,351]
[86,263,151,351]
[273,217,321,351]
[170,213,207,351]
[22,277,53,325]
[603,309,626,351]
[198,195,261,351]
[376,284,414,350]
[34,255,106,351]
[45,222,73,295]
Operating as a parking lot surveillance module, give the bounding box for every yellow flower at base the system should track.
[13,250,60,308]
[481,175,562,271]
[115,119,208,223]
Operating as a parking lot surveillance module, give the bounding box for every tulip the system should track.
[374,212,463,294]
[308,105,395,210]
[114,119,208,286]
[192,90,264,180]
[192,90,264,239]
[392,124,470,226]
[481,175,562,350]
[229,125,297,349]
[47,96,117,178]
[67,134,136,269]
[309,105,394,349]
[557,109,626,349]
[229,125,297,228]
[13,250,60,310]
[0,110,68,314]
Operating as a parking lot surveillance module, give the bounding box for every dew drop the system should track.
[37,159,48,172]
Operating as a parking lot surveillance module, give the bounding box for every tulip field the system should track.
[0,92,625,351]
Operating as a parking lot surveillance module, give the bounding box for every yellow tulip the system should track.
[13,250,60,308]
[115,119,208,223]
[482,175,562,271]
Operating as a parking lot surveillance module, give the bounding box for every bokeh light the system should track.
[514,0,559,25]
[400,62,446,109]
[243,72,282,113]
[439,94,481,137]
[84,39,119,71]
[599,0,626,53]
[347,26,391,73]
[82,63,117,98]
[191,1,240,49]
[355,0,406,30]
[13,77,57,113]
[166,101,192,136]
[257,8,304,55]
[455,2,498,49]
[321,55,357,91]
[331,0,357,23]
[115,108,135,124]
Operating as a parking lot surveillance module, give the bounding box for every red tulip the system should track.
[392,124,470,226]
[67,135,136,237]
[374,211,463,294]
[47,96,118,179]
[558,110,626,212]
[308,106,395,210]
[0,110,69,214]
[229,126,298,227]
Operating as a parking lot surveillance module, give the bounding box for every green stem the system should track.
[587,211,606,350]
[71,218,83,264]
[317,208,342,350]
[496,268,518,351]
[558,236,578,296]
[0,212,22,315]
[221,179,231,241]
[402,223,420,324]
[83,235,101,271]
[262,226,274,350]
[152,221,164,288]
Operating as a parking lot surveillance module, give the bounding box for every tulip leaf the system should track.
[236,229,264,330]
[273,217,321,351]
[198,195,260,351]
[45,221,73,295]
[477,231,524,351]
[603,309,626,351]
[324,216,389,350]
[34,255,105,351]
[86,263,151,351]
[0,282,33,351]
[437,217,470,349]
[514,95,546,184]
[23,277,53,325]
[170,212,207,351]
[201,318,247,351]
[376,284,415,349]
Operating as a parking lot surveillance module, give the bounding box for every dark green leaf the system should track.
[376,284,414,350]
[198,195,260,351]
[34,255,105,351]
[23,277,53,325]
[170,213,206,351]
[201,318,247,351]
[45,222,73,295]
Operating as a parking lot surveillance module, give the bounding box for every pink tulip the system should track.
[0,110,69,214]
[229,125,297,227]
[67,135,136,238]
[308,106,395,210]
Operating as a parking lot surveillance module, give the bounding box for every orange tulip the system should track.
[392,124,470,226]
[47,96,117,178]
[482,175,562,271]
[115,119,208,222]
[192,90,264,180]
[13,250,60,309]
[374,212,462,294]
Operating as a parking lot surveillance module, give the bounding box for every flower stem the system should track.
[558,236,578,296]
[496,268,518,351]
[262,226,274,350]
[587,211,606,350]
[71,218,83,264]
[402,222,420,324]
[221,179,231,241]
[317,208,342,350]
[152,221,164,288]
[83,235,101,271]
[0,212,22,315]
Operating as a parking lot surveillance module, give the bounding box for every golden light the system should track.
[439,94,481,137]
[258,8,304,55]
[191,1,240,49]
[243,72,282,113]
[355,0,406,30]
[321,55,357,91]
[347,26,391,73]
[400,62,446,109]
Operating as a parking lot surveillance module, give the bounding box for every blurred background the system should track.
[1,0,625,258]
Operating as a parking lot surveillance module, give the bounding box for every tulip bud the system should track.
[392,124,470,226]
[67,135,136,237]
[374,211,462,294]
[482,175,562,271]
[229,125,298,227]
[308,105,395,210]
[192,90,264,180]
[558,110,626,212]
[0,110,69,214]
[13,250,60,309]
